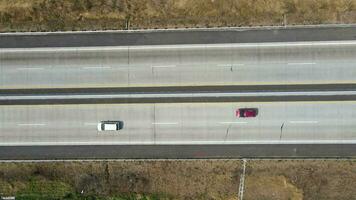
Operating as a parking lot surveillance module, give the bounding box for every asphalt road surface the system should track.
[1,102,355,146]
[2,25,356,48]
[1,144,356,159]
[1,26,356,158]
[1,41,356,89]
[1,85,356,105]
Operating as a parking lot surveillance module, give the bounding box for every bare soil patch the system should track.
[245,160,356,200]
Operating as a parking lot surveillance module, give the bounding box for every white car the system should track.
[97,121,124,131]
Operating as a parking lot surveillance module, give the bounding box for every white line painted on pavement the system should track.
[17,123,45,126]
[2,139,356,146]
[217,64,232,67]
[1,158,355,162]
[238,159,247,200]
[4,41,356,53]
[287,62,316,65]
[4,90,356,101]
[84,122,97,126]
[16,67,44,70]
[152,122,179,125]
[82,66,111,69]
[151,65,176,68]
[217,64,245,67]
[219,121,248,124]
[289,120,318,124]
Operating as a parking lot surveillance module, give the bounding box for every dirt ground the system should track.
[1,0,356,32]
[244,159,356,200]
[0,160,356,199]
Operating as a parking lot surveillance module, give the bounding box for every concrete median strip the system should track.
[2,90,356,101]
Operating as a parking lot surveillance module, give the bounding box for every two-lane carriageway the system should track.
[1,41,356,88]
[1,101,355,146]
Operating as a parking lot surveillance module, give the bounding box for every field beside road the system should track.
[0,159,356,200]
[1,0,356,32]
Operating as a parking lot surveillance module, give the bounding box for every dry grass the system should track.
[1,160,356,199]
[245,160,356,200]
[0,0,356,32]
[0,160,241,199]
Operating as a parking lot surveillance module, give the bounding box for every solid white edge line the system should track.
[3,41,356,52]
[2,158,356,162]
[3,90,356,100]
[1,140,356,146]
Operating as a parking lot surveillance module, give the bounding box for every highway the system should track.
[1,26,356,158]
[1,41,356,88]
[1,102,355,146]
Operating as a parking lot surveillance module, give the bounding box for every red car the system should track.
[236,108,258,118]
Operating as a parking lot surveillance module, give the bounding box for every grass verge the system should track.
[0,160,241,199]
[1,160,356,199]
[1,0,356,32]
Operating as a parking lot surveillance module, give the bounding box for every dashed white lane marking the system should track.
[16,67,44,70]
[287,62,316,65]
[84,122,97,126]
[151,65,176,68]
[17,123,45,126]
[82,66,111,69]
[289,121,318,124]
[152,122,179,125]
[219,121,248,124]
[217,64,245,67]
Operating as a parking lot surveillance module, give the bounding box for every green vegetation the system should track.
[0,160,356,200]
[4,175,167,200]
[0,0,356,32]
[0,160,356,199]
[15,193,166,200]
[0,161,239,199]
